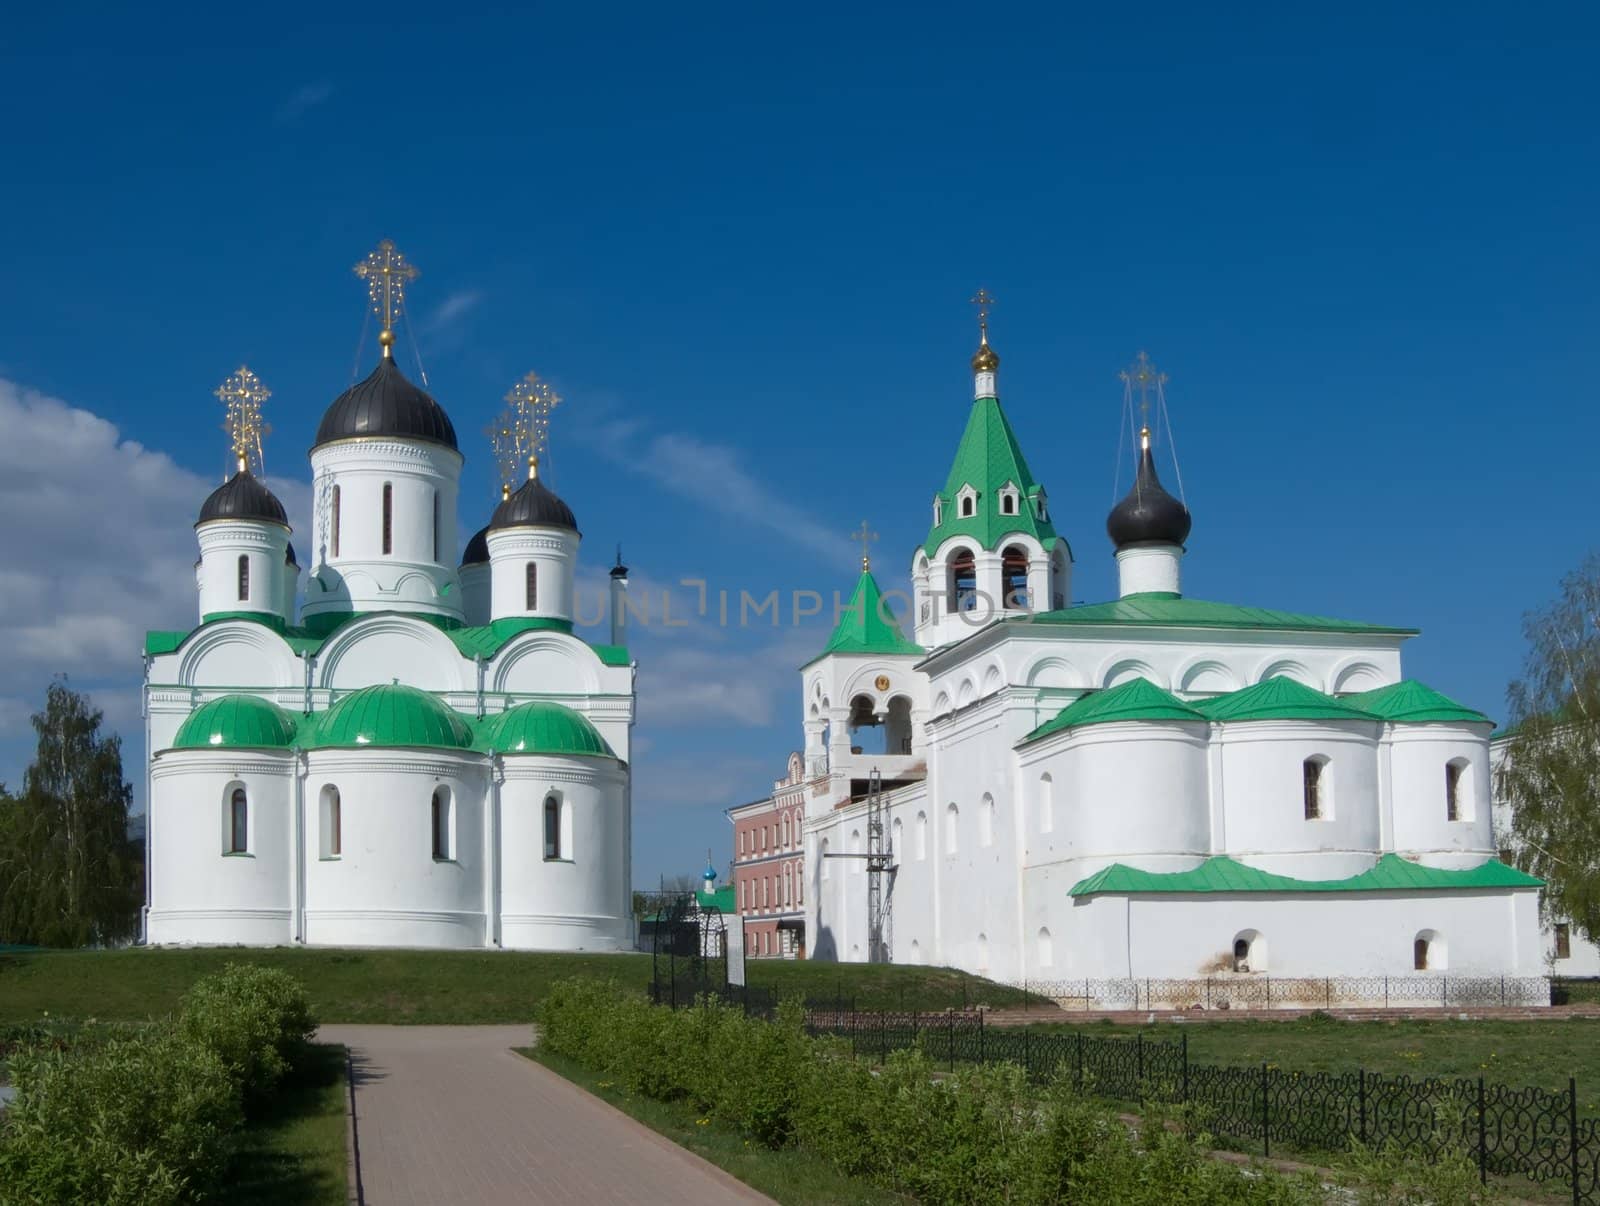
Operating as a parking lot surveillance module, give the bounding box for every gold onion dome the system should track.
[971,336,1000,374]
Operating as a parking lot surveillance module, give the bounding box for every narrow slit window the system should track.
[1413,937,1430,970]
[432,491,440,563]
[525,562,538,611]
[331,485,341,558]
[382,482,393,555]
[544,795,561,860]
[229,788,248,854]
[431,787,451,860]
[1445,762,1463,821]
[1555,923,1572,960]
[1303,758,1323,819]
[320,786,341,858]
[237,554,250,602]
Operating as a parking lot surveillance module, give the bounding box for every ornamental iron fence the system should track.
[1005,974,1553,1012]
[796,1009,1595,1204]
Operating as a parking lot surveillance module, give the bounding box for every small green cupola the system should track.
[306,684,476,751]
[171,695,299,751]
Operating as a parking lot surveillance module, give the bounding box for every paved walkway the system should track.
[319,1025,772,1206]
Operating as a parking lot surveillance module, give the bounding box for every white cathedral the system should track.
[792,311,1548,990]
[143,242,634,950]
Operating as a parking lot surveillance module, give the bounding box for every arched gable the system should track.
[1256,657,1317,688]
[1097,655,1165,689]
[1331,658,1388,695]
[490,631,602,697]
[1176,657,1240,695]
[177,621,301,690]
[316,615,472,693]
[1023,655,1086,689]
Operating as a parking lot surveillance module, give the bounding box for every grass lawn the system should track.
[1025,1014,1600,1113]
[0,946,1041,1024]
[227,1043,349,1206]
[519,1046,910,1206]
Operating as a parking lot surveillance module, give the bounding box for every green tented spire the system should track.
[922,396,1060,557]
[803,568,923,668]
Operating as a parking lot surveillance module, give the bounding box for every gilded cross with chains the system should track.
[504,372,562,479]
[1120,350,1167,430]
[215,366,271,475]
[851,520,879,570]
[353,239,420,351]
[970,287,996,336]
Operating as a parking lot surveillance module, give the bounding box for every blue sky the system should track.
[1,4,1597,886]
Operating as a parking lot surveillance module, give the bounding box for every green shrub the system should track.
[178,963,316,1106]
[0,1025,241,1205]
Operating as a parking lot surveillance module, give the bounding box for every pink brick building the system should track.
[727,754,806,958]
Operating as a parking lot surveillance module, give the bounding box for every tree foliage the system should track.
[1501,552,1600,943]
[0,680,142,947]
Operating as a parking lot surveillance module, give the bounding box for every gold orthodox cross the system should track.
[504,372,562,479]
[215,366,271,475]
[353,239,420,354]
[851,520,879,570]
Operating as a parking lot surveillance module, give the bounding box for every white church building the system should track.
[794,312,1546,990]
[142,242,634,951]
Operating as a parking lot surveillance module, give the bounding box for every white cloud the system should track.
[421,290,484,337]
[276,82,332,124]
[0,379,309,796]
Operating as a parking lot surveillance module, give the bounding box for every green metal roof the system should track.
[923,397,1060,556]
[1026,593,1417,637]
[1070,853,1542,897]
[1022,678,1204,744]
[803,569,923,668]
[696,885,736,913]
[145,611,629,667]
[170,695,299,750]
[1344,680,1491,726]
[475,700,615,758]
[1195,677,1380,723]
[305,684,476,750]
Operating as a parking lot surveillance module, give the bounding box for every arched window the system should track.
[228,787,248,854]
[432,490,440,563]
[236,554,250,602]
[944,803,959,855]
[330,484,342,558]
[781,814,789,846]
[525,562,538,611]
[381,482,393,555]
[915,811,928,860]
[319,785,341,858]
[820,837,830,879]
[850,828,862,873]
[784,865,792,907]
[543,794,562,860]
[1002,545,1029,610]
[1303,756,1328,820]
[1001,492,1017,515]
[1445,759,1469,821]
[794,859,803,905]
[960,494,975,518]
[948,550,978,613]
[431,786,452,860]
[1039,773,1054,835]
[977,932,989,971]
[1037,926,1053,968]
[979,793,995,847]
[1414,930,1446,970]
[1232,929,1267,972]
[891,817,903,857]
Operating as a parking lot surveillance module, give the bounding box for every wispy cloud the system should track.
[276,82,332,124]
[421,289,484,335]
[581,415,845,562]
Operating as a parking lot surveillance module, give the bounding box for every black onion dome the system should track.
[197,470,289,527]
[490,476,579,534]
[313,357,459,451]
[461,524,490,566]
[1106,443,1192,549]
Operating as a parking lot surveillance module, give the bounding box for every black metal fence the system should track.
[1007,974,1553,1011]
[799,1009,1596,1204]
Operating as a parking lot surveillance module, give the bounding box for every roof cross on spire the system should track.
[969,288,999,377]
[215,366,271,476]
[354,239,420,358]
[1119,350,1168,448]
[850,519,879,571]
[503,371,562,480]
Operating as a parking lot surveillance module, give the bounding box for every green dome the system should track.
[308,684,475,750]
[171,695,299,750]
[476,701,614,758]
